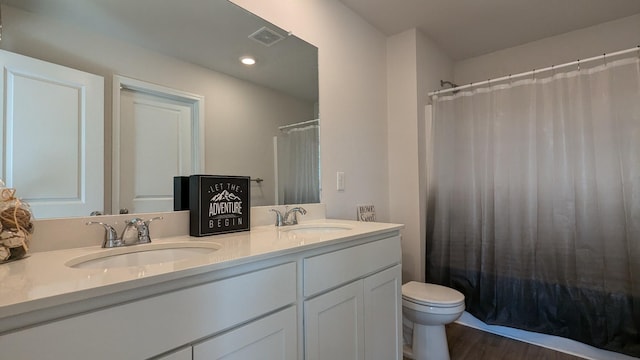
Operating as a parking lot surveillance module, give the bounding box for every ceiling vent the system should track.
[249,26,285,47]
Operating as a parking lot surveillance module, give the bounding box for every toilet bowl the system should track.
[402,282,465,360]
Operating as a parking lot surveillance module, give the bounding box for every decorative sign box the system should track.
[189,175,250,236]
[356,204,376,222]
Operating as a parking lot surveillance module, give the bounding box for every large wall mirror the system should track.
[0,0,320,219]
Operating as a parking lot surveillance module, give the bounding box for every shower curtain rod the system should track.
[278,118,318,131]
[429,45,640,97]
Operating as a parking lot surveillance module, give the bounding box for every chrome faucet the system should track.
[86,221,120,248]
[270,206,307,226]
[87,216,163,248]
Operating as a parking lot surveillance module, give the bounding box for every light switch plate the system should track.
[337,171,345,191]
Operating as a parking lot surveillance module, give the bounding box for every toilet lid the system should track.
[402,281,465,306]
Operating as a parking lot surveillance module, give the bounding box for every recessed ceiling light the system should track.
[240,56,256,66]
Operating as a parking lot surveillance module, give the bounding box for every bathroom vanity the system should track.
[0,213,402,359]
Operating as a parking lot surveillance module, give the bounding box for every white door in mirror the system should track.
[117,86,196,213]
[0,50,104,218]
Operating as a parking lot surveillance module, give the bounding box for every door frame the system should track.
[112,75,204,214]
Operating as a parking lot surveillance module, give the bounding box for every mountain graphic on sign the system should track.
[211,190,241,202]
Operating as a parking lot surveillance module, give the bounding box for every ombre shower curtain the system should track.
[427,56,640,356]
[277,124,320,204]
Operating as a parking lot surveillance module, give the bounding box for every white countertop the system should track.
[0,219,402,324]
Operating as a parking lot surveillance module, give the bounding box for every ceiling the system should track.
[3,0,318,102]
[338,0,640,60]
[6,0,640,96]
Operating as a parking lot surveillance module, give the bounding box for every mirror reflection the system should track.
[0,0,320,219]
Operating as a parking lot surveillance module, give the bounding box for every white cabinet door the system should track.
[0,49,104,218]
[364,264,402,360]
[303,236,402,360]
[155,347,192,360]
[193,306,297,360]
[304,281,365,360]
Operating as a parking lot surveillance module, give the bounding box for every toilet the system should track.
[402,281,465,360]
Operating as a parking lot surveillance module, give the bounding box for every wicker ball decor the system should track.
[0,206,33,232]
[0,186,33,263]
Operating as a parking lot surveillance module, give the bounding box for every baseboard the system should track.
[456,312,636,360]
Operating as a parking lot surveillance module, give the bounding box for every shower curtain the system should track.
[427,56,640,356]
[277,124,320,204]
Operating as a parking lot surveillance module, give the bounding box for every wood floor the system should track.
[405,323,586,360]
[444,323,585,360]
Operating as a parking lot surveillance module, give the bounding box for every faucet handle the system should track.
[87,221,120,248]
[139,216,163,243]
[123,216,163,244]
[270,209,284,226]
[120,218,144,245]
[284,206,307,225]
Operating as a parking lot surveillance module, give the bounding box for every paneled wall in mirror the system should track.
[0,0,320,219]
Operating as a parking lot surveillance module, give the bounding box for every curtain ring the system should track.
[577,59,580,72]
[603,53,607,66]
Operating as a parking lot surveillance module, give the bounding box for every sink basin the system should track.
[281,223,353,235]
[66,242,222,269]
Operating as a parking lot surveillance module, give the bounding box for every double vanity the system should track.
[0,205,403,359]
[1,3,398,358]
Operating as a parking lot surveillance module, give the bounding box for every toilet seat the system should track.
[402,282,465,360]
[402,281,465,308]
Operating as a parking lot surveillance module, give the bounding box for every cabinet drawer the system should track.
[193,306,297,359]
[303,236,400,297]
[0,262,297,360]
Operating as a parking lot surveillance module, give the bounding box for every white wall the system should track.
[387,29,420,282]
[230,0,390,221]
[387,29,452,282]
[454,13,640,84]
[232,0,454,281]
[2,5,315,210]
